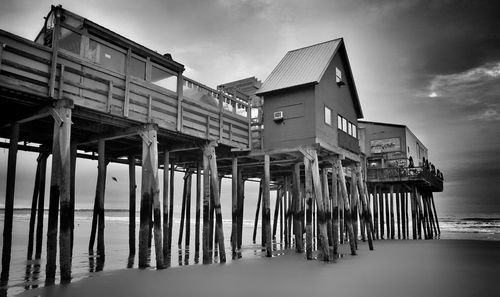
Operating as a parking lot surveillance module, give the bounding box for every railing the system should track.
[367,166,443,190]
[0,29,251,149]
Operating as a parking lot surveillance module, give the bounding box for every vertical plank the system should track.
[396,187,401,239]
[123,49,132,117]
[168,162,175,252]
[58,64,65,99]
[236,168,244,249]
[48,9,61,98]
[218,91,224,139]
[185,173,192,247]
[0,42,4,70]
[390,185,395,239]
[304,156,313,260]
[176,72,184,132]
[147,94,152,122]
[263,154,272,257]
[0,123,19,282]
[272,186,282,239]
[231,158,238,255]
[128,155,136,259]
[178,172,188,246]
[351,171,359,249]
[106,81,113,113]
[70,142,77,256]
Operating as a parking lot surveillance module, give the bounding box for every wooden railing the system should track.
[367,166,443,191]
[0,29,251,149]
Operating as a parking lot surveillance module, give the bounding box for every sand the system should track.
[15,240,500,297]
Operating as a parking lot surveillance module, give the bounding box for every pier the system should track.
[1,5,443,289]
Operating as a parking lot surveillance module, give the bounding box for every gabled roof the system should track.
[256,39,363,118]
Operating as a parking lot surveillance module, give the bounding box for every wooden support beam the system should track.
[351,172,359,250]
[128,155,136,260]
[168,162,175,259]
[231,158,238,255]
[162,152,169,263]
[202,151,210,264]
[176,72,184,132]
[292,163,303,253]
[263,154,272,257]
[430,192,441,235]
[78,123,157,145]
[396,187,401,239]
[185,173,192,247]
[195,162,202,258]
[272,186,282,239]
[337,159,357,255]
[355,165,374,251]
[178,172,189,247]
[48,9,61,98]
[123,48,132,117]
[304,155,313,260]
[252,181,262,244]
[0,123,19,282]
[308,149,330,261]
[204,144,227,262]
[390,185,395,239]
[237,168,244,250]
[27,154,43,260]
[35,153,48,259]
[139,128,164,268]
[331,160,339,255]
[70,142,76,257]
[322,168,333,258]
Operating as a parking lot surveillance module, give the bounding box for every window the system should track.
[324,106,332,125]
[338,115,342,129]
[86,39,125,73]
[352,125,357,138]
[336,67,342,83]
[342,118,347,132]
[337,114,358,138]
[59,27,81,55]
[151,65,177,93]
[129,56,146,80]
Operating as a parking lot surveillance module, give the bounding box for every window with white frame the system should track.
[336,67,342,83]
[324,106,332,125]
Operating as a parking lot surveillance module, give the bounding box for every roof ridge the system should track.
[288,38,343,53]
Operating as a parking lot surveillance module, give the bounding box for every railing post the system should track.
[48,7,62,98]
[218,91,224,140]
[176,73,184,132]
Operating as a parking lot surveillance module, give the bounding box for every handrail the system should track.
[367,166,444,183]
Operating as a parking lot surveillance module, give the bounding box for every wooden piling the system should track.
[263,154,272,257]
[331,161,339,254]
[351,173,359,250]
[379,187,385,239]
[202,148,210,264]
[293,163,303,253]
[396,188,401,239]
[205,144,226,262]
[252,181,262,244]
[195,162,201,255]
[162,152,169,263]
[272,186,282,240]
[185,173,192,247]
[231,158,238,254]
[0,122,19,282]
[355,165,373,250]
[178,172,189,246]
[373,185,379,239]
[322,169,333,251]
[35,153,48,259]
[337,159,357,255]
[27,154,42,260]
[390,185,395,239]
[96,140,106,263]
[304,155,313,259]
[237,168,245,249]
[129,155,136,259]
[168,163,175,252]
[430,192,441,235]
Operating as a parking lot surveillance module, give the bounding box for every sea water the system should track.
[1,209,499,296]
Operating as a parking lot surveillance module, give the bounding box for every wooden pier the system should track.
[0,5,442,289]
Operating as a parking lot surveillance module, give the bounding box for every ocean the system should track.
[1,209,499,296]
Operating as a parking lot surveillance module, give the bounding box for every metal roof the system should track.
[256,39,342,95]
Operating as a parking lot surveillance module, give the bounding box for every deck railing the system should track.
[0,29,251,149]
[367,166,443,190]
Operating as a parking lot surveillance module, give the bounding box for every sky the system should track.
[0,0,499,218]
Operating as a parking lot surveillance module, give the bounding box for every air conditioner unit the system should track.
[273,111,284,123]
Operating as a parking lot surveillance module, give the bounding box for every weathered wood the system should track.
[35,153,48,259]
[351,172,359,249]
[106,81,113,113]
[396,188,401,239]
[331,161,339,254]
[304,156,313,259]
[263,154,272,257]
[205,144,226,262]
[202,148,210,264]
[195,162,202,256]
[123,49,132,117]
[430,192,441,235]
[162,152,169,262]
[168,162,175,253]
[96,140,106,265]
[176,72,183,132]
[237,168,244,249]
[401,189,406,239]
[373,185,378,239]
[390,185,395,239]
[27,154,42,260]
[385,191,390,239]
[337,159,357,255]
[185,173,192,247]
[410,187,417,239]
[285,176,292,247]
[355,166,374,251]
[322,168,333,258]
[252,181,262,244]
[178,172,189,246]
[69,142,77,256]
[128,155,136,259]
[272,186,282,239]
[292,163,303,253]
[48,10,61,98]
[0,123,19,282]
[231,158,238,254]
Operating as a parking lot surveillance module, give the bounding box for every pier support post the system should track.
[35,153,48,260]
[292,163,303,253]
[162,152,169,263]
[231,158,238,255]
[337,159,356,255]
[390,185,395,239]
[195,162,201,259]
[322,169,333,257]
[27,154,43,260]
[89,140,107,267]
[0,122,19,283]
[351,171,359,249]
[355,165,374,250]
[128,155,136,263]
[263,154,273,257]
[237,168,245,250]
[139,127,163,268]
[252,181,262,244]
[331,160,339,254]
[202,148,211,264]
[396,187,401,239]
[304,154,313,259]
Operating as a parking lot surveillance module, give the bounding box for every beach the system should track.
[12,239,500,297]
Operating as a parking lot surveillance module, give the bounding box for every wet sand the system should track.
[16,239,500,297]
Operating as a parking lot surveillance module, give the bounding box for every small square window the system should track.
[324,106,332,125]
